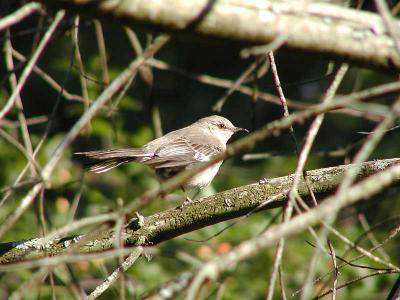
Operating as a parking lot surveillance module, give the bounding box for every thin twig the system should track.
[313,270,399,300]
[125,27,154,86]
[4,30,37,177]
[374,0,400,56]
[299,64,349,300]
[265,51,299,300]
[301,98,400,299]
[86,247,143,300]
[0,34,170,239]
[327,240,338,300]
[94,20,110,85]
[72,17,90,111]
[305,240,394,272]
[147,58,389,122]
[278,266,287,300]
[128,32,161,138]
[148,58,306,109]
[0,128,41,175]
[12,49,87,102]
[0,35,75,209]
[357,213,390,260]
[295,221,400,298]
[0,247,137,272]
[187,162,400,300]
[0,2,42,32]
[0,10,66,120]
[213,55,269,112]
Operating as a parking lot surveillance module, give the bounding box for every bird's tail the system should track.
[75,148,151,173]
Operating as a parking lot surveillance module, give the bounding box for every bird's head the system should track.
[197,115,249,143]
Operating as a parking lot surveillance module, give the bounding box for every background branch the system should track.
[42,0,400,71]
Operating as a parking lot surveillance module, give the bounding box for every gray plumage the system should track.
[75,115,247,190]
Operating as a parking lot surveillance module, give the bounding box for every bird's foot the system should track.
[183,196,195,205]
[177,196,195,209]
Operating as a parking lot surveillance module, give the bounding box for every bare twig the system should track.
[299,64,349,299]
[213,55,269,112]
[86,247,143,300]
[0,247,136,272]
[72,17,90,110]
[11,49,87,102]
[4,30,37,177]
[187,161,400,300]
[278,266,287,300]
[327,240,338,300]
[301,98,400,299]
[0,2,42,32]
[125,27,154,86]
[0,10,66,120]
[357,213,390,260]
[148,58,306,109]
[374,0,400,56]
[94,20,110,85]
[291,195,399,298]
[0,127,41,175]
[265,50,300,300]
[0,34,170,239]
[314,270,399,300]
[269,61,348,300]
[296,221,400,298]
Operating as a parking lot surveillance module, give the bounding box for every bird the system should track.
[75,115,248,203]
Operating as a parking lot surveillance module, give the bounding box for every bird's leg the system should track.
[191,188,202,202]
[179,187,203,207]
[181,186,194,205]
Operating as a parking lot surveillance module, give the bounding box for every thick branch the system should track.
[42,0,400,71]
[1,158,399,265]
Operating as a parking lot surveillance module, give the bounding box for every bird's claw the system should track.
[177,196,196,209]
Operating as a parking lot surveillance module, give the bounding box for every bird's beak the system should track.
[233,127,249,133]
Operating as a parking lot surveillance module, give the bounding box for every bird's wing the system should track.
[146,136,223,169]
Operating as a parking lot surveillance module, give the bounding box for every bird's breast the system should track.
[183,161,223,190]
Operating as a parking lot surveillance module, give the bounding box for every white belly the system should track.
[183,161,223,190]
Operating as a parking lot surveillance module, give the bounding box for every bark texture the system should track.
[42,0,400,71]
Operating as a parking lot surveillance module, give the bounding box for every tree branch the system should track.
[1,158,399,266]
[41,0,400,71]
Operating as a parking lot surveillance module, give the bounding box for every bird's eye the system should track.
[217,123,226,129]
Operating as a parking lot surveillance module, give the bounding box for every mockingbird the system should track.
[76,115,248,202]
